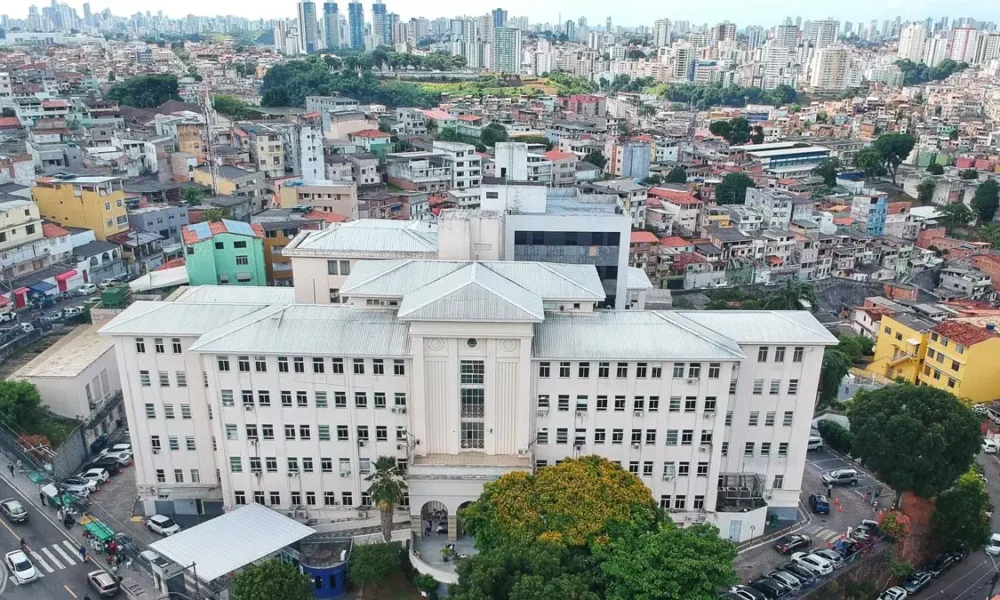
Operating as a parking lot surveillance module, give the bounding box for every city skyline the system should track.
[2,0,1000,29]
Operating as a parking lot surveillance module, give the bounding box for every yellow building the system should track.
[872,313,935,382]
[32,175,128,241]
[918,320,1000,404]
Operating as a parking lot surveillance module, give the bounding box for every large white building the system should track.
[103,267,836,542]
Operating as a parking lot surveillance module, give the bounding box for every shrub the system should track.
[817,420,854,454]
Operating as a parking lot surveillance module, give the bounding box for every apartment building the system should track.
[33,175,128,241]
[246,125,286,179]
[102,269,834,542]
[276,179,359,220]
[543,150,578,187]
[182,220,267,286]
[745,188,794,230]
[432,141,481,190]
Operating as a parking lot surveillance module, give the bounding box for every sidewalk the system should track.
[0,463,163,599]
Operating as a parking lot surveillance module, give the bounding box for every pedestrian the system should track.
[79,545,87,561]
[6,464,12,477]
[56,507,63,521]
[846,525,853,539]
[15,459,21,471]
[424,519,431,536]
[115,553,123,567]
[125,557,133,571]
[39,491,45,506]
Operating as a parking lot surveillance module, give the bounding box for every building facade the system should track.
[182,220,267,286]
[33,175,128,241]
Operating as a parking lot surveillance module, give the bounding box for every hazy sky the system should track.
[3,0,1000,27]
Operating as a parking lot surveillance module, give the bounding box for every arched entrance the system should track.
[456,501,473,538]
[420,501,448,538]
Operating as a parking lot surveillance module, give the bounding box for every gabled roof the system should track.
[181,220,264,245]
[99,302,270,337]
[286,220,438,255]
[678,311,839,345]
[933,320,998,347]
[398,263,544,322]
[627,267,653,290]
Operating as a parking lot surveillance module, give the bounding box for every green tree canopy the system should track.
[849,384,981,498]
[656,83,797,109]
[665,165,687,184]
[204,208,226,222]
[213,94,258,120]
[937,202,975,233]
[895,58,968,85]
[931,469,993,552]
[583,150,607,170]
[959,168,979,180]
[715,172,754,205]
[917,179,936,204]
[971,179,999,223]
[450,539,601,600]
[0,381,42,430]
[813,158,842,187]
[480,123,509,147]
[106,74,180,108]
[872,133,917,184]
[366,456,407,543]
[231,559,312,600]
[708,117,752,145]
[596,521,738,600]
[761,280,817,310]
[347,542,400,598]
[854,147,886,180]
[926,162,945,175]
[183,187,204,206]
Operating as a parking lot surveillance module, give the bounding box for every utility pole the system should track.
[197,91,219,195]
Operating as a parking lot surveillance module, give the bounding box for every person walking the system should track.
[6,464,13,477]
[79,545,87,562]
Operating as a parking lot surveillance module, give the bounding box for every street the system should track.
[0,474,107,600]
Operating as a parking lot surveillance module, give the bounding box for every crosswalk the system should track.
[27,540,84,576]
[803,524,843,543]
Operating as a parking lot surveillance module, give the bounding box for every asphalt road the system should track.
[0,474,108,600]
[917,452,1000,600]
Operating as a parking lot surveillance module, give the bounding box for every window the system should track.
[140,371,150,387]
[230,457,242,473]
[150,436,160,451]
[684,397,696,412]
[578,362,590,377]
[376,426,388,441]
[616,363,628,378]
[355,392,367,408]
[300,425,311,440]
[234,492,246,505]
[729,379,737,394]
[668,397,681,412]
[757,347,768,362]
[721,442,729,456]
[537,395,550,409]
[788,379,799,395]
[693,495,705,510]
[651,363,662,378]
[394,360,405,375]
[538,362,550,377]
[221,390,234,406]
[297,391,308,407]
[353,359,364,374]
[556,395,569,411]
[688,363,701,378]
[294,357,305,373]
[773,475,784,489]
[237,356,250,372]
[769,379,781,395]
[172,338,182,353]
[191,470,200,483]
[536,430,549,444]
[793,347,804,362]
[774,346,786,362]
[704,397,717,412]
[633,397,644,411]
[659,495,671,509]
[783,411,794,426]
[645,429,656,444]
[185,436,196,451]
[673,363,685,378]
[316,391,328,408]
[176,371,187,387]
[266,457,278,472]
[318,425,330,441]
[164,404,175,419]
[708,363,720,379]
[765,411,775,426]
[335,392,346,407]
[649,396,660,411]
[697,462,709,476]
[596,396,608,411]
[258,391,271,406]
[284,425,296,440]
[614,396,626,411]
[262,424,274,440]
[332,358,344,374]
[135,338,145,353]
[752,379,764,395]
[948,377,956,388]
[636,363,648,378]
[556,428,569,444]
[744,442,755,457]
[181,404,192,419]
[278,357,288,372]
[217,356,230,371]
[598,362,610,378]
[225,424,238,440]
[154,338,165,353]
[700,431,713,445]
[681,430,693,445]
[312,358,325,373]
[594,429,606,444]
[337,426,349,441]
[778,442,789,457]
[761,442,771,456]
[156,470,166,483]
[628,461,639,474]
[559,362,570,378]
[677,462,690,476]
[269,492,280,506]
[748,411,759,426]
[612,429,624,444]
[951,360,960,372]
[725,411,733,426]
[235,255,249,266]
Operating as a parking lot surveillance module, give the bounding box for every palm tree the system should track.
[763,280,818,311]
[366,456,407,543]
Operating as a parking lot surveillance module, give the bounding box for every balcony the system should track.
[716,473,767,512]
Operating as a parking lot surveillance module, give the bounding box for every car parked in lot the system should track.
[807,435,824,451]
[78,467,110,484]
[901,571,932,595]
[18,323,34,334]
[984,439,998,454]
[791,552,834,576]
[808,493,830,514]
[773,534,811,554]
[77,283,98,296]
[748,577,788,599]
[99,443,132,457]
[779,562,817,586]
[147,514,181,536]
[852,519,880,541]
[102,450,132,466]
[87,569,120,597]
[4,549,38,584]
[878,587,908,600]
[765,570,802,593]
[987,533,1000,556]
[728,585,766,600]
[0,498,27,523]
[821,468,859,486]
[0,312,16,323]
[83,459,121,476]
[61,477,97,495]
[63,306,84,317]
[924,553,958,577]
[811,548,844,569]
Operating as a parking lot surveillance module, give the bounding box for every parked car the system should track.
[774,534,811,554]
[791,552,834,576]
[807,435,824,451]
[780,562,817,586]
[749,577,788,600]
[808,493,830,514]
[832,538,863,558]
[811,548,844,569]
[83,459,121,476]
[77,283,98,296]
[853,519,880,541]
[100,443,131,456]
[41,310,63,323]
[18,323,34,334]
[984,439,998,454]
[78,468,110,484]
[728,585,767,600]
[89,434,109,455]
[0,312,16,323]
[878,587,908,600]
[61,477,97,495]
[766,570,802,593]
[0,498,27,523]
[63,306,84,317]
[87,569,120,597]
[924,553,958,577]
[147,514,181,536]
[97,279,116,290]
[901,571,932,595]
[822,468,859,486]
[4,549,38,584]
[102,450,132,466]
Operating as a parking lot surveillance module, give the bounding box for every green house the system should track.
[182,219,266,286]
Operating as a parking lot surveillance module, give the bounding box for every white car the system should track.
[63,306,84,317]
[76,283,98,296]
[984,439,998,454]
[102,450,132,466]
[878,587,908,600]
[811,548,845,569]
[791,551,834,575]
[4,549,38,584]
[987,533,1000,556]
[100,443,132,457]
[147,514,181,536]
[61,477,97,495]
[78,467,110,484]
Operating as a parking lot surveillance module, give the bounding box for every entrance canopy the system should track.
[148,504,315,582]
[28,281,56,293]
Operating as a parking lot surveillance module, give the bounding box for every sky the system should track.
[3,0,1000,28]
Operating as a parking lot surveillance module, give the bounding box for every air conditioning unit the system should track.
[633,410,643,416]
[357,510,368,519]
[248,436,258,442]
[631,443,640,449]
[244,404,254,411]
[287,470,299,477]
[537,410,548,417]
[699,445,708,452]
[574,443,584,450]
[398,407,406,414]
[295,509,307,519]
[662,474,673,481]
[517,448,529,455]
[358,440,367,447]
[251,470,262,476]
[686,378,698,384]
[339,471,350,477]
[703,411,715,418]
[151,449,160,455]
[576,410,587,417]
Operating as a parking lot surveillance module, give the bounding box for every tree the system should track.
[708,117,752,145]
[596,521,738,600]
[932,469,993,552]
[959,168,978,180]
[750,125,765,145]
[715,172,754,205]
[213,94,257,120]
[762,280,817,310]
[854,148,886,180]
[641,175,664,186]
[231,559,312,600]
[183,187,204,206]
[976,223,1000,249]
[971,179,1000,223]
[0,382,42,430]
[480,123,509,147]
[849,384,981,498]
[816,420,854,454]
[872,133,916,184]
[583,150,608,171]
[347,542,400,599]
[917,179,936,204]
[204,208,226,222]
[926,162,945,175]
[106,74,180,108]
[665,165,687,184]
[812,158,842,187]
[818,348,852,406]
[450,539,601,600]
[366,456,407,543]
[937,202,975,233]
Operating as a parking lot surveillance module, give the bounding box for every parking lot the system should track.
[735,447,892,579]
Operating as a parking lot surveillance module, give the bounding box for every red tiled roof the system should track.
[833,216,853,225]
[630,231,659,245]
[350,129,391,139]
[672,252,707,267]
[457,115,483,122]
[42,100,68,108]
[887,201,911,215]
[649,187,701,206]
[660,236,691,247]
[543,150,575,161]
[933,320,999,347]
[305,210,348,223]
[42,223,70,238]
[154,257,186,271]
[0,117,21,129]
[181,221,265,245]
[420,109,456,121]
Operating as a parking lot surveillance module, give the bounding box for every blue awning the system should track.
[27,281,56,293]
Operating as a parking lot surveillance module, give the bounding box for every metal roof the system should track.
[288,220,438,255]
[99,302,270,337]
[678,311,839,345]
[342,260,605,302]
[172,286,296,305]
[398,263,544,322]
[627,267,653,290]
[148,503,315,583]
[533,311,746,360]
[188,305,411,356]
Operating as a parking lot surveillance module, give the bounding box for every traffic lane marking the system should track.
[64,583,77,598]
